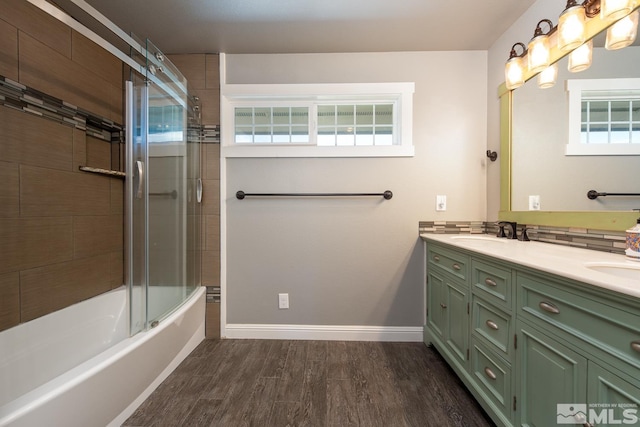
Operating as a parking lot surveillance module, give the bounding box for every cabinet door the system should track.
[588,362,640,425]
[445,280,469,368]
[516,321,587,427]
[427,271,446,342]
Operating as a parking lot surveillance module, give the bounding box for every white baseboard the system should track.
[223,324,424,342]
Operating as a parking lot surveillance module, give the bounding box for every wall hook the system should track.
[486,150,498,162]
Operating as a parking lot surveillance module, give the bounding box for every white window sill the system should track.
[222,144,415,158]
[566,144,640,156]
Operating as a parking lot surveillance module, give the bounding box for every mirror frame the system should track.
[498,5,640,232]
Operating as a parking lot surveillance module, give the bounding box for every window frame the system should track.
[566,78,640,156]
[221,82,415,158]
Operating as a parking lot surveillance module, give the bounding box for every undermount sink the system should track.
[583,262,640,281]
[450,235,508,244]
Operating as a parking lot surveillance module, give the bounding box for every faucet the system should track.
[498,221,518,239]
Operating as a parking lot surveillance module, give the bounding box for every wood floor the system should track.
[123,340,495,427]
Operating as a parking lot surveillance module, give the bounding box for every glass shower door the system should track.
[126,39,196,333]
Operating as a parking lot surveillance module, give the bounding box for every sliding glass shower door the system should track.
[126,40,200,334]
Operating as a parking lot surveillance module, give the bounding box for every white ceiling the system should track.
[80,0,536,54]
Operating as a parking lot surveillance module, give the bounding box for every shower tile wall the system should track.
[0,1,125,332]
[167,54,221,338]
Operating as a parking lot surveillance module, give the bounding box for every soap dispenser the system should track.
[626,217,640,260]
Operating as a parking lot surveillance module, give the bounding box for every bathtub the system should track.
[0,285,205,427]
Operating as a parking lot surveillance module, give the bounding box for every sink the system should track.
[583,262,640,281]
[450,235,508,245]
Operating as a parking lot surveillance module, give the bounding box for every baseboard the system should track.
[223,324,424,342]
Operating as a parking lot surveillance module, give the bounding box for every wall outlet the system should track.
[278,293,289,309]
[529,195,541,211]
[436,195,447,211]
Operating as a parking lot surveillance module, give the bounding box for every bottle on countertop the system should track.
[626,217,640,260]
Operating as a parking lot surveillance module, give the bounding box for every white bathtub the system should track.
[0,285,205,427]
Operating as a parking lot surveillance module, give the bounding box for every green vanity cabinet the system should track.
[425,245,470,373]
[423,239,640,427]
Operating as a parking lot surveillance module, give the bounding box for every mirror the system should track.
[511,46,640,212]
[499,7,640,231]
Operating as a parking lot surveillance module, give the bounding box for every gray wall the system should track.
[223,52,488,328]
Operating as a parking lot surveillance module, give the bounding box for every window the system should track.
[222,83,414,157]
[566,78,640,155]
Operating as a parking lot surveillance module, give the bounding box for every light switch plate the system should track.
[529,195,540,211]
[436,195,446,211]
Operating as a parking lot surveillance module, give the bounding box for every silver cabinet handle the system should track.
[484,367,497,380]
[631,341,640,353]
[452,263,461,271]
[135,160,144,199]
[485,278,497,287]
[196,178,203,203]
[433,255,440,262]
[539,301,560,314]
[486,320,499,330]
[440,303,447,309]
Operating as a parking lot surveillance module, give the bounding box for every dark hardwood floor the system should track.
[123,340,495,427]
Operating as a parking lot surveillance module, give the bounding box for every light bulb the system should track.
[558,5,586,51]
[528,34,551,74]
[605,10,639,49]
[505,56,525,90]
[538,63,559,89]
[568,39,593,72]
[601,0,634,20]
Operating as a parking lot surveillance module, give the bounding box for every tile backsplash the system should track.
[419,221,626,255]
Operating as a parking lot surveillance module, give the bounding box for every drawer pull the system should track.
[433,255,440,262]
[539,301,560,314]
[484,278,497,287]
[632,341,640,353]
[484,367,497,380]
[440,303,447,309]
[486,320,499,330]
[452,263,461,271]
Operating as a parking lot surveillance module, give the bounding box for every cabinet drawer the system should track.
[472,259,512,309]
[473,297,512,357]
[518,273,640,370]
[427,245,469,282]
[471,338,512,422]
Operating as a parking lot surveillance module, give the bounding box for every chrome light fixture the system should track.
[505,43,526,90]
[528,19,554,74]
[605,9,639,49]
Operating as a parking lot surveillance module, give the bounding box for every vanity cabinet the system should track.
[423,239,640,427]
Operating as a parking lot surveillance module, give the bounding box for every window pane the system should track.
[589,101,609,122]
[588,123,608,144]
[254,108,271,126]
[581,102,588,123]
[375,126,393,145]
[633,101,640,121]
[375,104,393,125]
[291,107,308,125]
[336,126,354,146]
[632,124,640,143]
[254,126,271,143]
[356,105,374,125]
[235,126,253,144]
[273,107,290,125]
[273,126,290,143]
[235,107,253,126]
[337,105,354,126]
[318,128,335,146]
[610,124,630,144]
[318,106,335,126]
[610,101,630,122]
[355,126,374,146]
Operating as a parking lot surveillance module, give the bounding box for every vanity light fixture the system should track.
[528,19,554,74]
[605,9,639,49]
[568,39,593,71]
[558,0,588,51]
[538,63,559,88]
[505,42,527,90]
[601,0,635,20]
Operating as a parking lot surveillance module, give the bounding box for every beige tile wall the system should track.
[0,2,125,332]
[168,53,221,338]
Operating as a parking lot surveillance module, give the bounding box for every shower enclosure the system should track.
[127,39,202,334]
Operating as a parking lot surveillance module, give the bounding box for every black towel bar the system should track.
[587,190,640,200]
[236,190,393,200]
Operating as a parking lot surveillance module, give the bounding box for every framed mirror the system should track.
[498,6,640,231]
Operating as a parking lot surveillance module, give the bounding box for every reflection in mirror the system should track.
[512,46,640,212]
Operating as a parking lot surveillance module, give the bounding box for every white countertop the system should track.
[420,233,640,300]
